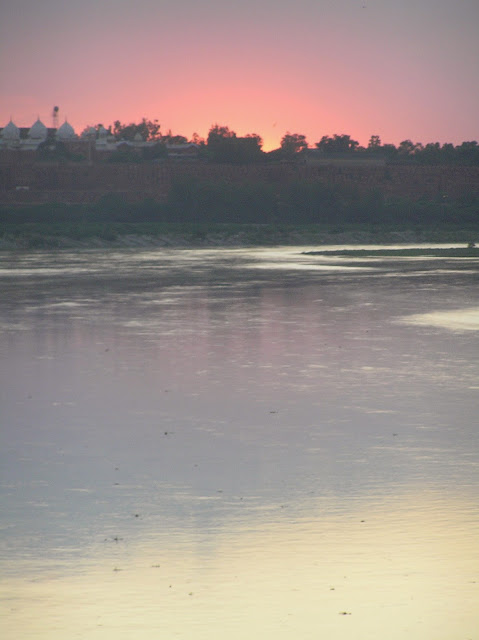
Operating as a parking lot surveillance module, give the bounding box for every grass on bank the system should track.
[303,247,479,258]
[1,220,479,250]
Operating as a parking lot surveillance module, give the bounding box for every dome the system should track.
[29,118,47,140]
[134,132,144,142]
[1,120,20,140]
[57,120,76,140]
[98,125,108,138]
[81,126,96,139]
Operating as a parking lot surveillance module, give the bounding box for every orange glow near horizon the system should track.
[1,1,478,151]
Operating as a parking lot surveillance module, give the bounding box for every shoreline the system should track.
[1,224,478,251]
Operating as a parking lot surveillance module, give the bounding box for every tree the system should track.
[245,133,263,147]
[315,135,332,152]
[191,132,205,146]
[206,124,236,161]
[368,135,382,150]
[315,134,359,153]
[231,134,264,163]
[455,141,479,165]
[381,143,397,158]
[441,143,456,164]
[112,118,161,141]
[397,139,423,156]
[162,130,188,145]
[206,124,263,163]
[207,124,236,147]
[417,142,442,164]
[280,132,308,157]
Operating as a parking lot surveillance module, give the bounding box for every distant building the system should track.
[166,142,200,160]
[0,118,199,162]
[0,117,77,158]
[56,120,76,142]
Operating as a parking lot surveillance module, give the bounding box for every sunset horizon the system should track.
[2,6,479,639]
[1,0,478,153]
[1,109,478,154]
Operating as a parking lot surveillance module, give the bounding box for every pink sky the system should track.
[1,0,478,150]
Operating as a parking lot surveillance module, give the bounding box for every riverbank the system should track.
[1,221,479,250]
[304,246,479,257]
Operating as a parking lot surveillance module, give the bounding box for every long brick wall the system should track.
[0,161,478,205]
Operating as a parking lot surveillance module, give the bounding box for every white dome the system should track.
[57,120,76,140]
[98,125,108,138]
[134,132,144,141]
[1,120,20,140]
[81,126,96,139]
[29,118,47,139]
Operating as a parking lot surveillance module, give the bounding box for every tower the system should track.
[52,106,59,130]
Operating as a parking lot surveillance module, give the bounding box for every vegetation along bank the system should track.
[1,185,478,250]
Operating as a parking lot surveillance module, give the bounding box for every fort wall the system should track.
[0,162,478,205]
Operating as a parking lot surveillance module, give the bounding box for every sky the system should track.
[1,0,478,151]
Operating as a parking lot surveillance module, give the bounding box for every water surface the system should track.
[1,246,478,639]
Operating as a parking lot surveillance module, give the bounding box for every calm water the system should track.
[1,246,478,639]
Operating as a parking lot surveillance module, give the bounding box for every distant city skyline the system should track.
[1,0,478,151]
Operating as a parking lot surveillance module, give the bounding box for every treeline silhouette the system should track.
[93,120,479,166]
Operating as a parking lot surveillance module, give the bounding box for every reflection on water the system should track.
[2,492,478,640]
[1,246,478,639]
[399,307,479,331]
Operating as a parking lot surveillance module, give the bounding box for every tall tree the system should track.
[207,125,263,163]
[367,135,382,150]
[112,118,161,141]
[280,132,308,157]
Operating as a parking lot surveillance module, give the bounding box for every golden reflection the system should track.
[2,491,478,640]
[398,307,479,331]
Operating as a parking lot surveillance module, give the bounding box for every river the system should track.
[1,245,478,639]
